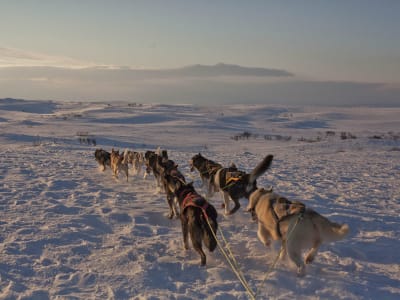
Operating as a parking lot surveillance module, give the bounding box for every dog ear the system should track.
[249,155,273,184]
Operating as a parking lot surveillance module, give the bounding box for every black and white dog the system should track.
[94,148,111,171]
[173,181,218,266]
[190,153,223,195]
[192,154,274,215]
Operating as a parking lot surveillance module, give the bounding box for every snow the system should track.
[1,99,399,299]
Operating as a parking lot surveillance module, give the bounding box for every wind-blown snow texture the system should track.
[1,99,399,299]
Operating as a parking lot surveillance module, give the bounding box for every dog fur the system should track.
[162,164,186,219]
[246,188,349,275]
[110,149,129,182]
[174,182,218,266]
[209,155,274,215]
[125,150,144,176]
[190,153,223,194]
[144,149,169,189]
[94,149,111,171]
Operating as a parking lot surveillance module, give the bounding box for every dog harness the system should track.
[181,192,210,219]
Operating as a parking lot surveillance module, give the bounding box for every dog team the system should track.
[94,148,349,275]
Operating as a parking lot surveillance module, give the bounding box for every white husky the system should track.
[246,188,349,275]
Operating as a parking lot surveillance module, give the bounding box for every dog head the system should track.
[246,187,274,220]
[174,181,195,201]
[190,153,204,172]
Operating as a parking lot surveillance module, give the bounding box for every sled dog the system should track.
[246,188,349,275]
[125,150,144,176]
[110,149,129,182]
[190,153,223,194]
[173,182,218,266]
[161,163,186,219]
[94,149,111,171]
[210,155,274,215]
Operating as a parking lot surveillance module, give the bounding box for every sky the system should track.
[0,0,399,106]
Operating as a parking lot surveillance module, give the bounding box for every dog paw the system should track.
[297,267,306,277]
[305,256,315,264]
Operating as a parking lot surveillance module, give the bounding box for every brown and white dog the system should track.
[125,150,145,176]
[110,149,129,182]
[246,188,349,276]
[161,162,186,219]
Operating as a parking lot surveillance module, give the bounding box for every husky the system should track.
[125,150,145,176]
[110,149,129,182]
[173,181,218,266]
[144,149,168,184]
[246,188,349,275]
[190,153,223,194]
[210,155,274,215]
[162,166,186,219]
[94,149,111,171]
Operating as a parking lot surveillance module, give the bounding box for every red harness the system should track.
[182,192,209,219]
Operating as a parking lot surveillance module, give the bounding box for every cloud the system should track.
[0,47,96,69]
[0,51,398,106]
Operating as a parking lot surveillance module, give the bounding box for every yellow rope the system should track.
[254,213,303,298]
[205,216,256,300]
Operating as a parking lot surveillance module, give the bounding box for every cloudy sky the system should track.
[1,1,399,106]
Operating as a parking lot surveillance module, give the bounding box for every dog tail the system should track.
[249,155,274,184]
[311,211,349,242]
[202,205,218,252]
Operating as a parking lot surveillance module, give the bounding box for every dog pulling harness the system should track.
[249,191,306,238]
[181,191,210,219]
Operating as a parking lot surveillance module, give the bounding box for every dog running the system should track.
[94,148,111,171]
[246,187,349,276]
[110,149,129,182]
[173,181,218,266]
[203,154,274,215]
[125,150,145,176]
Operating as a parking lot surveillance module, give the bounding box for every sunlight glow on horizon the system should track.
[0,1,399,105]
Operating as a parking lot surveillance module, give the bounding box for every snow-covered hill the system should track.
[1,99,399,299]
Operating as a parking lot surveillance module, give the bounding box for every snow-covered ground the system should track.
[1,99,399,299]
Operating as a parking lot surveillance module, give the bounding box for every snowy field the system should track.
[1,98,399,299]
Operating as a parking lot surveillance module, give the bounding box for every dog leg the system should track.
[167,194,175,219]
[305,239,321,264]
[287,242,306,276]
[228,197,240,215]
[206,180,213,198]
[180,215,189,250]
[125,168,129,182]
[222,192,230,215]
[190,223,207,266]
[172,196,180,218]
[279,240,287,260]
[257,224,271,247]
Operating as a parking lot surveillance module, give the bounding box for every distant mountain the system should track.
[169,63,294,77]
